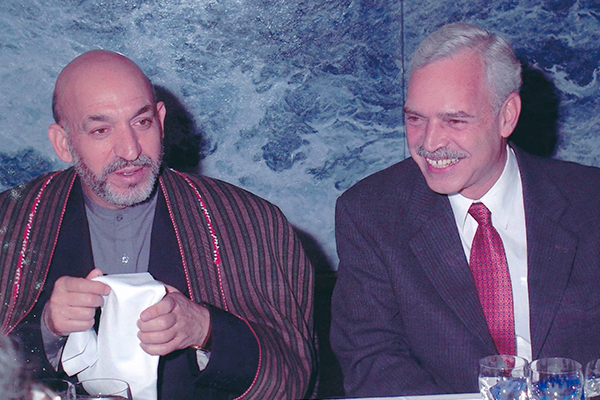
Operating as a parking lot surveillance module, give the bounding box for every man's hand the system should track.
[137,285,211,356]
[43,269,110,337]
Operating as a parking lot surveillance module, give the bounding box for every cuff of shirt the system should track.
[40,308,67,370]
[195,349,211,370]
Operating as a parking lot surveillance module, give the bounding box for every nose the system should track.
[113,125,142,161]
[421,119,447,152]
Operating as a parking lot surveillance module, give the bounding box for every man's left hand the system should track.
[137,284,211,356]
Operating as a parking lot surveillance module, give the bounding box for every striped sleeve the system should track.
[161,170,317,399]
[0,169,75,334]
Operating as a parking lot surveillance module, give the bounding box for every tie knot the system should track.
[468,202,492,226]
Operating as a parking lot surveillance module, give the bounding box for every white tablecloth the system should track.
[328,392,481,400]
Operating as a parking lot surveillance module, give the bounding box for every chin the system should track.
[423,178,461,196]
[104,181,156,207]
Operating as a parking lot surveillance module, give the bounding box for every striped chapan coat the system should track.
[0,167,317,399]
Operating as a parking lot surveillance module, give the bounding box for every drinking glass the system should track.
[31,379,75,400]
[528,357,583,400]
[585,359,600,400]
[74,379,132,400]
[479,355,529,400]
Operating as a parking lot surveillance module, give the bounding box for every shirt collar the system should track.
[449,146,520,231]
[83,184,158,222]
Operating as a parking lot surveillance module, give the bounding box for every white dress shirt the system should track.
[448,146,532,361]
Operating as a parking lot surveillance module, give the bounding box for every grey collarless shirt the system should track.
[83,191,158,274]
[43,186,211,371]
[41,189,158,366]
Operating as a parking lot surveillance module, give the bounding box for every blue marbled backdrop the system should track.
[0,0,598,270]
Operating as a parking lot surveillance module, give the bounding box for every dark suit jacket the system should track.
[330,147,600,397]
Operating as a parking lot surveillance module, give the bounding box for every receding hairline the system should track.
[407,23,522,112]
[52,50,156,124]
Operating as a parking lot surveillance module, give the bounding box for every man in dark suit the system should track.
[330,22,600,397]
[0,50,316,399]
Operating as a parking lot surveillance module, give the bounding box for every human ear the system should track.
[499,92,522,139]
[48,123,73,163]
[156,101,166,139]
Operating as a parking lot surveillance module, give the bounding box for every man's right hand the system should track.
[43,269,111,337]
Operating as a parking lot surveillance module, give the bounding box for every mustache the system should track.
[416,146,467,160]
[102,156,155,175]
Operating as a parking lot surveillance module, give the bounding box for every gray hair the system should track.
[408,22,522,111]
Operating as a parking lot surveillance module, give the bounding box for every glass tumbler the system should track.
[32,379,75,400]
[74,378,132,399]
[479,354,529,400]
[585,358,600,400]
[528,357,583,400]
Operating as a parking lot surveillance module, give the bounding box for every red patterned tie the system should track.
[468,202,516,355]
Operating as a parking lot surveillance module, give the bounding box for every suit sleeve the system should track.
[228,210,318,399]
[188,195,317,399]
[192,305,260,394]
[330,197,442,397]
[161,172,318,399]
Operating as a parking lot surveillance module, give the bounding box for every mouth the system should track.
[425,157,460,168]
[113,166,146,178]
[416,146,466,170]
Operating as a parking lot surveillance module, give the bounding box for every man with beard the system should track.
[330,23,600,397]
[0,50,316,399]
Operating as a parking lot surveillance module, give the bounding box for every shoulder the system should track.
[160,168,286,217]
[518,147,600,175]
[338,157,422,209]
[0,169,74,207]
[516,148,600,226]
[517,149,600,194]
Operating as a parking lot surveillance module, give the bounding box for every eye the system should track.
[405,115,422,124]
[134,117,154,129]
[90,127,109,136]
[447,119,466,126]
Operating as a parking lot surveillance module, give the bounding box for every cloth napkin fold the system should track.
[62,272,166,400]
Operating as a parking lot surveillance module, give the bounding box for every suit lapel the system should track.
[148,187,189,296]
[48,179,95,280]
[516,149,578,359]
[403,150,579,357]
[407,173,496,352]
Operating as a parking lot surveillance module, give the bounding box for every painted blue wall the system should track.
[0,0,598,271]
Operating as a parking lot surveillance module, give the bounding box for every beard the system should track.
[70,147,163,208]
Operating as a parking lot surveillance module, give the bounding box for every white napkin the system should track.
[62,273,166,400]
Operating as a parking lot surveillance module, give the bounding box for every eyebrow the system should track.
[403,107,475,119]
[403,106,420,115]
[133,104,154,118]
[83,104,155,126]
[440,111,475,119]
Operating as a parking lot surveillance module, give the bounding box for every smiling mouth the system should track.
[425,157,460,168]
[416,146,466,169]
